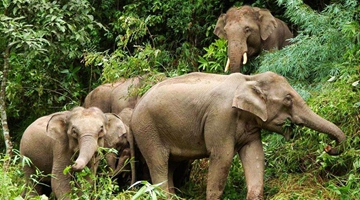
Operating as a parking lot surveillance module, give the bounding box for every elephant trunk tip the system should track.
[324,145,343,156]
[72,159,87,172]
[324,132,346,156]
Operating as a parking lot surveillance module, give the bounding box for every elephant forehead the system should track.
[71,117,104,128]
[227,7,258,20]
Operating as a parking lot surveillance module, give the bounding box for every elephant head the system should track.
[103,113,128,171]
[232,72,346,154]
[104,110,136,185]
[46,107,108,171]
[214,6,292,73]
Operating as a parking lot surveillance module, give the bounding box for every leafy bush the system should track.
[1,0,105,146]
[198,39,228,73]
[1,0,360,199]
[258,0,359,83]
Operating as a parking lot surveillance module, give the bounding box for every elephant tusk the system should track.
[224,58,230,72]
[243,52,247,65]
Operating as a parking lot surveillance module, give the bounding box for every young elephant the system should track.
[131,72,346,200]
[103,109,135,185]
[20,107,126,199]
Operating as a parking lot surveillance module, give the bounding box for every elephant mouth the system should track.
[280,119,296,140]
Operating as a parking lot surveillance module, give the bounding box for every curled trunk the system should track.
[301,108,346,155]
[72,135,98,171]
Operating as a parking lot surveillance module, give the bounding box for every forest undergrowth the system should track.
[1,0,359,199]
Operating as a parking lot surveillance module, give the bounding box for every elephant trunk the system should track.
[227,40,247,73]
[300,108,346,155]
[106,153,117,171]
[72,135,99,171]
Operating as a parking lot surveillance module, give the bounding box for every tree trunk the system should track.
[1,46,13,167]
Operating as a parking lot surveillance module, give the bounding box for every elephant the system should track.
[20,107,128,199]
[103,108,136,186]
[84,78,192,189]
[83,79,142,182]
[83,76,142,114]
[130,72,346,200]
[214,6,293,73]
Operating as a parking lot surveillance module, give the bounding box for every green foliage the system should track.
[0,151,26,200]
[128,180,182,200]
[84,44,168,82]
[198,39,228,73]
[1,0,360,199]
[84,0,226,83]
[0,0,105,146]
[258,0,359,83]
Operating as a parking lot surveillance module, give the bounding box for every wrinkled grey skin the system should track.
[103,109,135,184]
[214,6,293,73]
[83,77,142,114]
[84,76,191,187]
[131,72,346,200]
[20,107,124,199]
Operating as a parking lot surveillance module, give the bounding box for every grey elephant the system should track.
[130,72,346,200]
[84,77,191,187]
[214,6,293,73]
[104,108,135,185]
[20,107,128,199]
[83,77,142,114]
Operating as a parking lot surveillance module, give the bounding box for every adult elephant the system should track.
[130,72,346,200]
[20,107,128,199]
[84,76,190,188]
[214,6,293,73]
[83,76,158,114]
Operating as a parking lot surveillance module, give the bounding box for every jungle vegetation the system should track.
[0,0,359,199]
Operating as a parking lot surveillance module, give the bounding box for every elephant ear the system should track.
[232,81,268,121]
[254,7,277,41]
[46,112,68,141]
[214,13,227,39]
[105,113,127,136]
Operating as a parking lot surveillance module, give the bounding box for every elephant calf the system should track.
[104,108,135,185]
[20,107,128,199]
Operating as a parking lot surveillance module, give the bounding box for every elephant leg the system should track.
[143,147,170,192]
[168,161,186,193]
[51,167,72,200]
[239,139,264,200]
[168,162,176,193]
[206,147,234,200]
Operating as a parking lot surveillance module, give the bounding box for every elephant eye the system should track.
[244,26,251,32]
[284,94,293,107]
[72,127,78,137]
[98,126,104,138]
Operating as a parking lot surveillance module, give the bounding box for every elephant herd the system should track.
[19,6,346,200]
